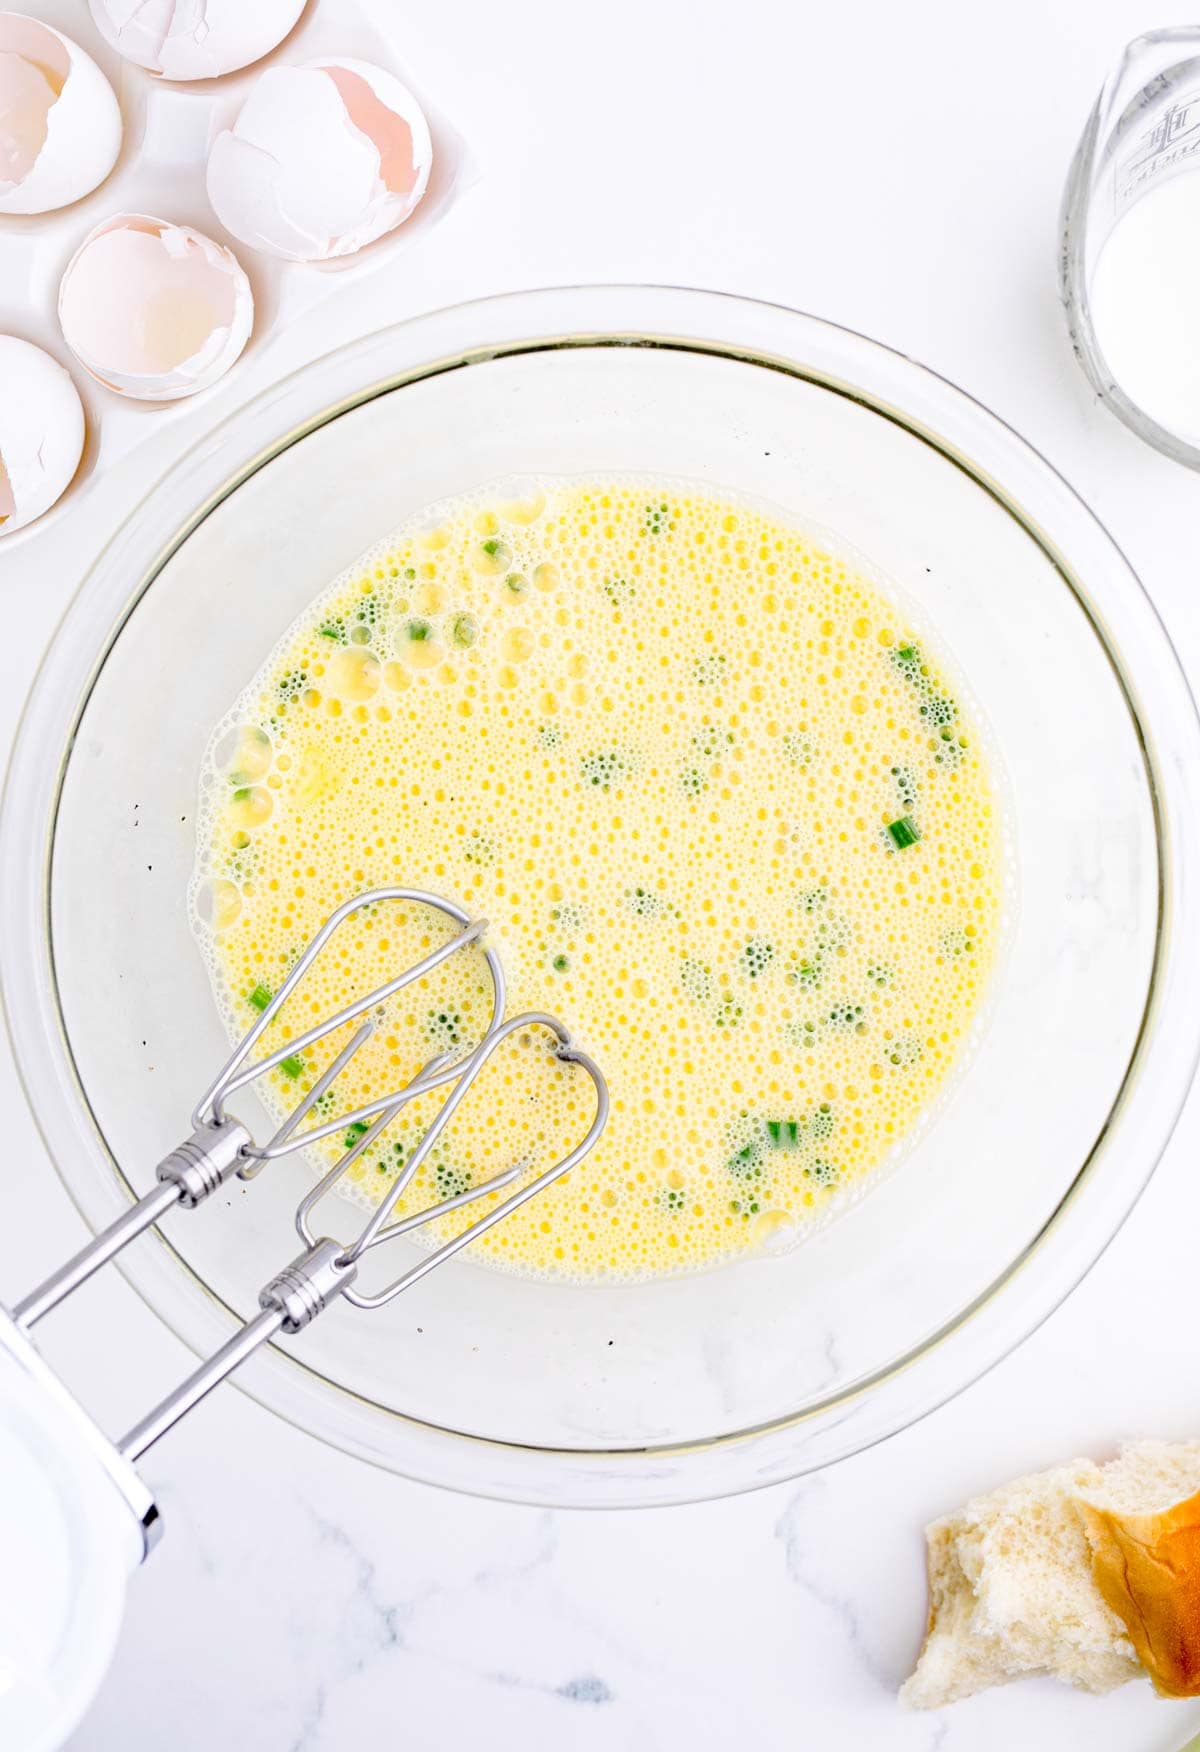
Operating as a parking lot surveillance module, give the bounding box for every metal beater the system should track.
[7,885,609,1465]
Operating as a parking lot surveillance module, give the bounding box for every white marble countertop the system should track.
[4,0,1200,1746]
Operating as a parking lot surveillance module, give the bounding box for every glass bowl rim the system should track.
[3,283,1199,1508]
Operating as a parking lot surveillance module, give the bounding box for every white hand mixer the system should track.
[0,887,609,1752]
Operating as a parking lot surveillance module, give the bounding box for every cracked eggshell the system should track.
[0,337,85,535]
[87,0,306,82]
[0,13,121,214]
[206,57,433,262]
[58,213,253,401]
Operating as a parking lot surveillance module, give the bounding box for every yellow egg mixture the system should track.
[193,477,1003,1280]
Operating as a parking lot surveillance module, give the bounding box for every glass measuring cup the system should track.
[1062,27,1200,465]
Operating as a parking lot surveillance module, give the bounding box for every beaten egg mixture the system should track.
[193,477,1003,1279]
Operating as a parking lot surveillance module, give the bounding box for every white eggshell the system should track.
[87,0,305,81]
[206,58,433,262]
[59,214,253,402]
[0,13,121,214]
[0,337,85,535]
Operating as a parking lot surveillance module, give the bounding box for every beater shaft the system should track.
[13,1182,179,1331]
[119,1306,286,1464]
[13,1117,251,1329]
[118,1237,361,1461]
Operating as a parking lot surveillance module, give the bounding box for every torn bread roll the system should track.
[903,1440,1200,1708]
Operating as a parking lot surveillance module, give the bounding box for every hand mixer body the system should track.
[0,1308,156,1752]
[0,887,609,1752]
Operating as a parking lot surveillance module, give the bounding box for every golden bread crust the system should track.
[1077,1488,1200,1697]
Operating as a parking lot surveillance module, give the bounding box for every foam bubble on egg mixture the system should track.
[191,476,1006,1281]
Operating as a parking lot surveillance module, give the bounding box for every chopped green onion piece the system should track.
[481,538,501,557]
[886,815,921,850]
[231,787,250,802]
[248,983,272,1012]
[344,1119,370,1149]
[407,619,431,642]
[280,1054,305,1080]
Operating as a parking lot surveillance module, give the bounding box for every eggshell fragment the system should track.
[59,214,253,401]
[0,13,121,213]
[0,337,85,535]
[206,57,432,262]
[87,0,305,82]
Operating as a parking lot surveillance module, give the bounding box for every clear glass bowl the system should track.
[4,286,1199,1507]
